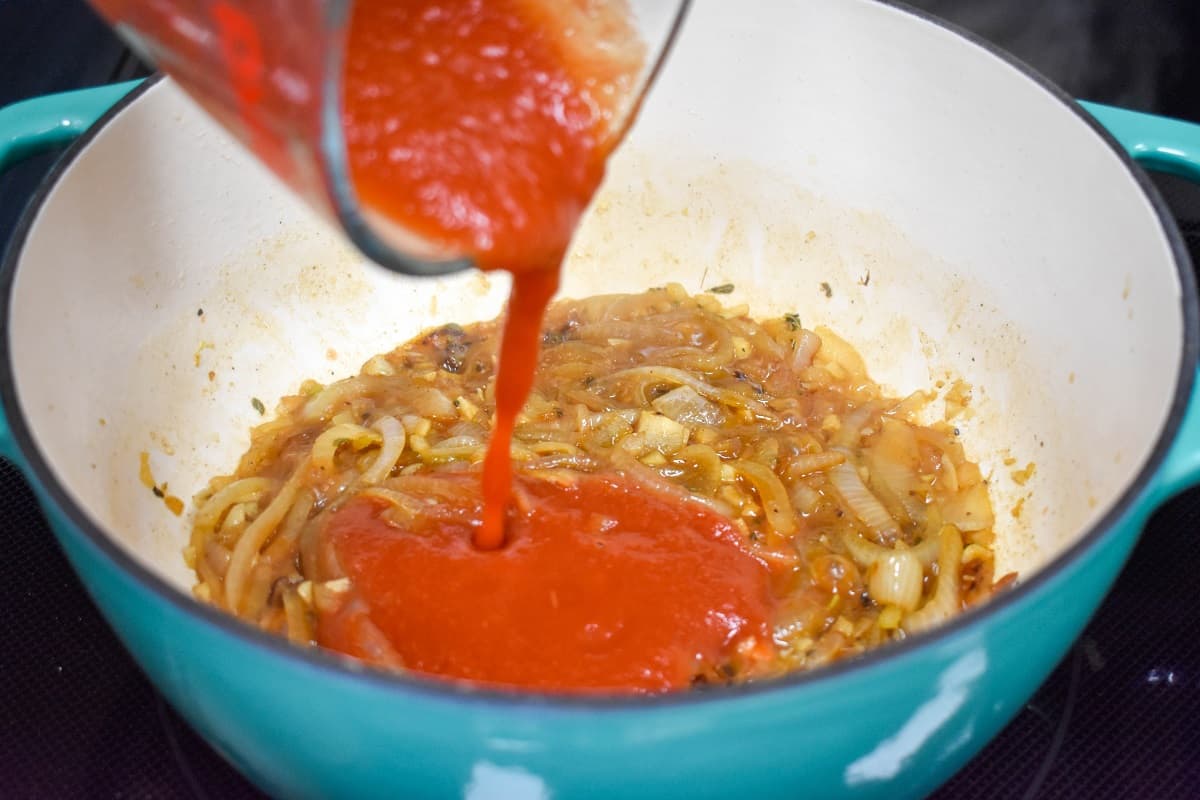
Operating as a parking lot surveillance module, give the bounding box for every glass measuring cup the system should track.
[86,0,690,277]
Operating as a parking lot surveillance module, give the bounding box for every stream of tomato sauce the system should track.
[342,0,620,551]
[330,0,779,691]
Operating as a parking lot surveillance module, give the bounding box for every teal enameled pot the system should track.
[4,1,1200,797]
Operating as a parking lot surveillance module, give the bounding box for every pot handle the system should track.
[1081,101,1200,500]
[1080,101,1200,183]
[0,80,143,462]
[0,80,143,172]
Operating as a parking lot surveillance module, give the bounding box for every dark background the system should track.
[2,1,1199,797]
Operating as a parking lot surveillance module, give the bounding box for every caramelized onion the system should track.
[733,459,797,536]
[903,525,964,634]
[828,456,900,542]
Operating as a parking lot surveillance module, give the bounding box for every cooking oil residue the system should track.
[139,450,184,516]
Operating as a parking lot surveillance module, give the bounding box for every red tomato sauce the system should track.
[342,0,635,551]
[322,474,776,692]
[342,0,617,272]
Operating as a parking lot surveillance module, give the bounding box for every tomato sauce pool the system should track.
[329,0,779,691]
[323,475,775,692]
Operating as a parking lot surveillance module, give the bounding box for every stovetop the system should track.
[3,1,1199,797]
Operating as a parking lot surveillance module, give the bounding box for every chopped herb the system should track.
[151,486,164,498]
[820,282,833,298]
[784,312,802,331]
[707,283,735,294]
[251,397,265,415]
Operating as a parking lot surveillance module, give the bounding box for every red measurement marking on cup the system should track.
[211,2,288,178]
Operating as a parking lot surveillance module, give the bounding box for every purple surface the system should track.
[3,1,1200,797]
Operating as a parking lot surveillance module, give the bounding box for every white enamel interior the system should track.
[8,0,1185,594]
